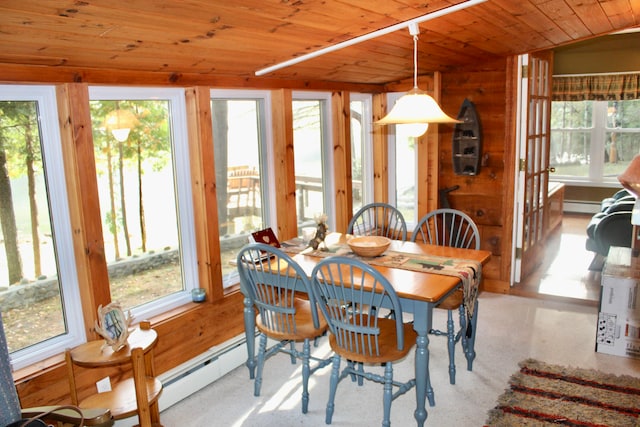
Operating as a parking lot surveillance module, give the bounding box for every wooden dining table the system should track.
[239,232,491,426]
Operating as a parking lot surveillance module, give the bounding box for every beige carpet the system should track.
[161,294,640,426]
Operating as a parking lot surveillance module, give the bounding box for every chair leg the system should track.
[301,339,311,414]
[447,309,456,385]
[427,372,435,407]
[289,341,297,364]
[254,334,267,396]
[326,354,341,424]
[382,363,393,427]
[347,360,357,383]
[357,362,365,386]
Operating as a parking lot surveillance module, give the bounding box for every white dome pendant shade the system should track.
[376,23,460,137]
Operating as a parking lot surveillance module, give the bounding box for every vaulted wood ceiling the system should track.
[1,0,638,85]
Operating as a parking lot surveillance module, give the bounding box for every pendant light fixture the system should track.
[376,23,460,137]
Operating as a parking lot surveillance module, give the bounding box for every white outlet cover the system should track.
[96,376,112,393]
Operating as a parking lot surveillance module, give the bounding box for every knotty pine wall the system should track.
[439,58,516,294]
[5,61,514,407]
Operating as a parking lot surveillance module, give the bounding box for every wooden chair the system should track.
[236,243,331,414]
[348,202,407,241]
[0,313,112,427]
[227,165,259,216]
[411,208,480,384]
[311,256,416,426]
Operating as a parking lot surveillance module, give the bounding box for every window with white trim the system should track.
[350,94,374,213]
[211,89,273,288]
[292,92,334,232]
[387,92,418,226]
[550,99,640,184]
[89,87,199,321]
[0,85,86,370]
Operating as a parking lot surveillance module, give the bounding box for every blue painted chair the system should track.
[236,243,331,414]
[348,202,407,241]
[0,313,113,427]
[311,256,416,427]
[411,208,481,385]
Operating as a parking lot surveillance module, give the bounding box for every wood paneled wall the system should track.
[10,61,515,406]
[439,59,514,293]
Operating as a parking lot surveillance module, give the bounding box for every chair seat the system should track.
[256,297,328,341]
[328,317,416,364]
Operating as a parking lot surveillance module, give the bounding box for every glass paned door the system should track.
[514,52,552,283]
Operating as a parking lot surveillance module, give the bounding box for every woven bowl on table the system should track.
[347,236,391,257]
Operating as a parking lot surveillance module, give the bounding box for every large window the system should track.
[350,94,373,213]
[211,90,272,288]
[0,85,85,369]
[293,92,334,231]
[387,92,418,225]
[550,99,640,183]
[89,87,198,320]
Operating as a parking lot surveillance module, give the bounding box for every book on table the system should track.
[249,227,281,247]
[248,227,281,262]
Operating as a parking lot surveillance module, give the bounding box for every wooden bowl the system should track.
[347,236,391,257]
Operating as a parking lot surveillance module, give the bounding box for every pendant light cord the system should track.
[413,33,419,89]
[408,22,420,90]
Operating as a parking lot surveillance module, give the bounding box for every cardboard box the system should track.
[596,247,640,359]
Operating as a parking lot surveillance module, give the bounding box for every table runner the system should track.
[280,239,482,326]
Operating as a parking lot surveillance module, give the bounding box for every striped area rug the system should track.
[486,358,640,426]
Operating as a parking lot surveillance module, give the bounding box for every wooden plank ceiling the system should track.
[0,0,638,85]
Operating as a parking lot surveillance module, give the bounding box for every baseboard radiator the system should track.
[564,200,600,214]
[113,332,263,427]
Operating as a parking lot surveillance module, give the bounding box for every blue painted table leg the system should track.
[465,300,479,371]
[414,333,428,427]
[412,304,431,426]
[243,294,256,379]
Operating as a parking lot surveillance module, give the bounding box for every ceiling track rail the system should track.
[255,0,488,76]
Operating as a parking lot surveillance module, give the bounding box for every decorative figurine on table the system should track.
[94,302,133,352]
[309,213,328,250]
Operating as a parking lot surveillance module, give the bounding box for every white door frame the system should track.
[511,54,529,285]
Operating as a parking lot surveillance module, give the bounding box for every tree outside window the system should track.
[0,86,85,369]
[550,99,640,182]
[88,86,198,320]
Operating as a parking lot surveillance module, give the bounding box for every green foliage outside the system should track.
[550,100,640,178]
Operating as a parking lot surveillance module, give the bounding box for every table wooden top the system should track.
[291,233,491,304]
[69,326,158,367]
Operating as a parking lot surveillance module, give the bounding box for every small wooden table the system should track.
[240,233,491,426]
[66,321,163,427]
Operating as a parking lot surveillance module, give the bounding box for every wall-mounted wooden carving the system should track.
[452,99,482,175]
